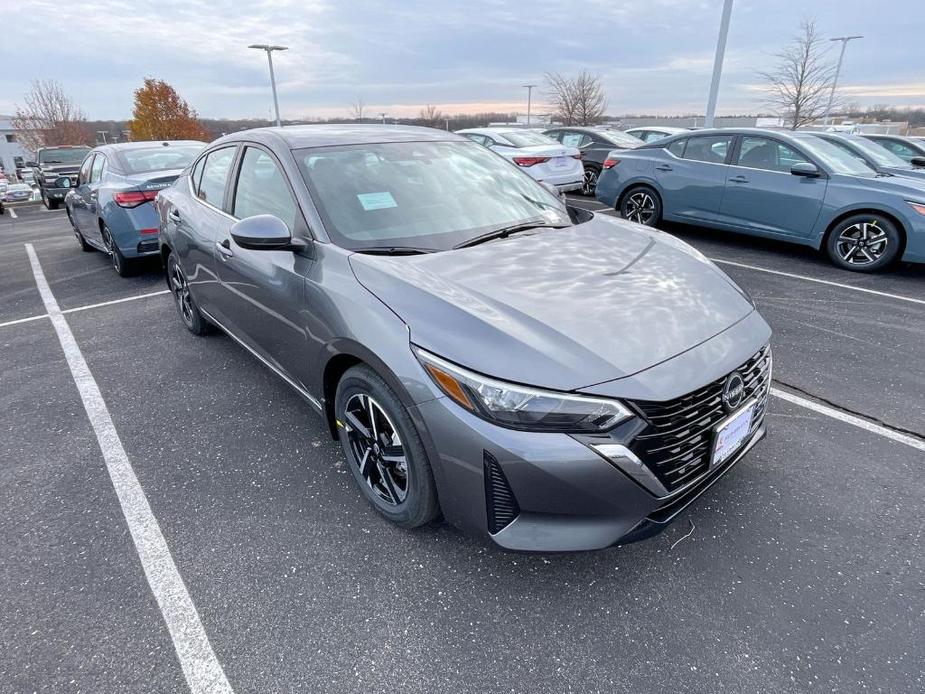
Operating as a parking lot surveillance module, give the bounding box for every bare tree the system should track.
[758,20,838,129]
[12,80,93,152]
[418,104,444,127]
[350,96,366,121]
[544,71,607,126]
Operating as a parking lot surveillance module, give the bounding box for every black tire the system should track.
[102,225,134,277]
[825,213,902,273]
[42,188,59,210]
[166,253,211,335]
[68,211,93,252]
[335,364,440,528]
[582,164,601,196]
[619,185,662,227]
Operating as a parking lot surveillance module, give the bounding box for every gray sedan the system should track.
[156,125,771,552]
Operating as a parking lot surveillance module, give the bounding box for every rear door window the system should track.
[681,135,733,164]
[78,155,94,185]
[196,146,236,208]
[90,154,106,183]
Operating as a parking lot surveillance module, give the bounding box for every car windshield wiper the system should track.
[453,221,566,249]
[351,246,437,256]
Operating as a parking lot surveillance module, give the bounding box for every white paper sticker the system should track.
[357,192,397,211]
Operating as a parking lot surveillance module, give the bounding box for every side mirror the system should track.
[910,156,925,168]
[230,214,307,252]
[791,162,821,177]
[55,176,72,188]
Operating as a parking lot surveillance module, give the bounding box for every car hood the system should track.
[350,215,756,391]
[882,166,925,182]
[39,164,81,176]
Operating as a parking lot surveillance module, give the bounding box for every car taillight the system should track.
[113,190,159,207]
[512,156,550,167]
[603,158,620,169]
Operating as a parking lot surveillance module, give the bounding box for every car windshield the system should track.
[121,145,205,174]
[295,140,570,251]
[39,147,90,164]
[794,136,877,176]
[498,131,556,147]
[843,136,911,168]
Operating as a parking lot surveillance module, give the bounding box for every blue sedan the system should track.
[65,141,205,276]
[595,128,925,272]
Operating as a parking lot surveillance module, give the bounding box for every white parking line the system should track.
[24,243,233,694]
[62,289,170,315]
[8,208,17,219]
[0,313,48,329]
[711,258,925,306]
[771,387,925,452]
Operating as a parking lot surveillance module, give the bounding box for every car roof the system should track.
[627,126,687,134]
[90,140,206,155]
[217,124,463,149]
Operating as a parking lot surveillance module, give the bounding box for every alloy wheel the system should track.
[169,261,194,327]
[623,191,656,224]
[582,169,599,196]
[104,232,122,273]
[342,393,409,506]
[835,221,889,266]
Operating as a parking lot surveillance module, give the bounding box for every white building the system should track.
[0,116,35,175]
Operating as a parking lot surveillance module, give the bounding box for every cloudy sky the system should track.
[3,0,923,121]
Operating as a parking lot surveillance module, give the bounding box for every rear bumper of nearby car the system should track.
[105,202,163,258]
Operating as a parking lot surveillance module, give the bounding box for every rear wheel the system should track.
[335,365,439,528]
[167,253,211,335]
[825,213,901,273]
[102,225,133,277]
[582,165,601,196]
[619,185,661,226]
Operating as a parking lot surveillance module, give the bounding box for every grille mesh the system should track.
[484,452,519,534]
[629,345,771,493]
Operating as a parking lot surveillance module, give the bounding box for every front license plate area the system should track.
[712,401,755,466]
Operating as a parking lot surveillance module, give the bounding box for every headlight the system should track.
[414,347,632,433]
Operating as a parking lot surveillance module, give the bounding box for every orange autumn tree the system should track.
[129,78,211,141]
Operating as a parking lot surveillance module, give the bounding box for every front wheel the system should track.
[619,186,661,227]
[42,189,59,210]
[825,214,901,273]
[335,365,439,528]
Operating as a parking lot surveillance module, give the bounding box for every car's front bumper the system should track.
[44,187,70,200]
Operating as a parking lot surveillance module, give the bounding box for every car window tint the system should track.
[645,131,668,142]
[90,154,105,183]
[681,135,731,163]
[78,155,94,185]
[544,131,563,143]
[881,140,916,160]
[667,139,686,157]
[232,147,298,231]
[737,136,808,172]
[197,147,236,207]
[190,156,206,192]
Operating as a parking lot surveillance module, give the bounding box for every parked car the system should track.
[1,183,34,203]
[811,132,925,182]
[455,128,583,192]
[860,135,925,168]
[623,126,689,143]
[543,126,643,195]
[65,140,205,276]
[29,145,92,209]
[595,128,925,272]
[156,125,772,553]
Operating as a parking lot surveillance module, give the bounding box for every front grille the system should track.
[484,451,519,534]
[629,345,771,493]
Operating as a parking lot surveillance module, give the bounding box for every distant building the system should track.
[0,116,34,174]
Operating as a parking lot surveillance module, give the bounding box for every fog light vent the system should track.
[484,451,519,534]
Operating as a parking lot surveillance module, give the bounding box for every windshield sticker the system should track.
[357,192,397,211]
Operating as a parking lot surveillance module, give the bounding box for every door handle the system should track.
[216,239,234,259]
[729,175,749,183]
[168,209,181,222]
[655,164,673,171]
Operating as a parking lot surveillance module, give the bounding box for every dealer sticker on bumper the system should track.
[712,401,755,466]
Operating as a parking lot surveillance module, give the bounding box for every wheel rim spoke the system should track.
[343,393,408,506]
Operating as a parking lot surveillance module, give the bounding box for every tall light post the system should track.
[248,44,288,127]
[379,112,387,124]
[704,0,734,128]
[522,84,537,125]
[823,35,862,124]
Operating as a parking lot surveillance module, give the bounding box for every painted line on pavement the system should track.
[771,387,925,452]
[24,243,233,694]
[0,313,48,329]
[712,258,925,306]
[62,289,170,315]
[8,208,17,219]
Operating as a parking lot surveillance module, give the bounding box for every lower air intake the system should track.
[484,451,519,534]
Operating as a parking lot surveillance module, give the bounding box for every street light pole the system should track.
[704,0,734,129]
[379,112,387,124]
[823,35,862,125]
[522,84,537,125]
[248,44,288,127]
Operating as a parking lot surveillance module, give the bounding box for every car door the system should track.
[71,154,95,236]
[86,154,107,241]
[175,145,239,316]
[654,133,733,223]
[211,144,314,380]
[719,135,826,238]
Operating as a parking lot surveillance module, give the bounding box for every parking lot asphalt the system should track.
[1,201,923,693]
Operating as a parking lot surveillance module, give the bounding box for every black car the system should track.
[543,127,643,195]
[29,146,92,209]
[860,135,925,168]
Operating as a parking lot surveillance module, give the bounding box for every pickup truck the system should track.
[29,146,92,209]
